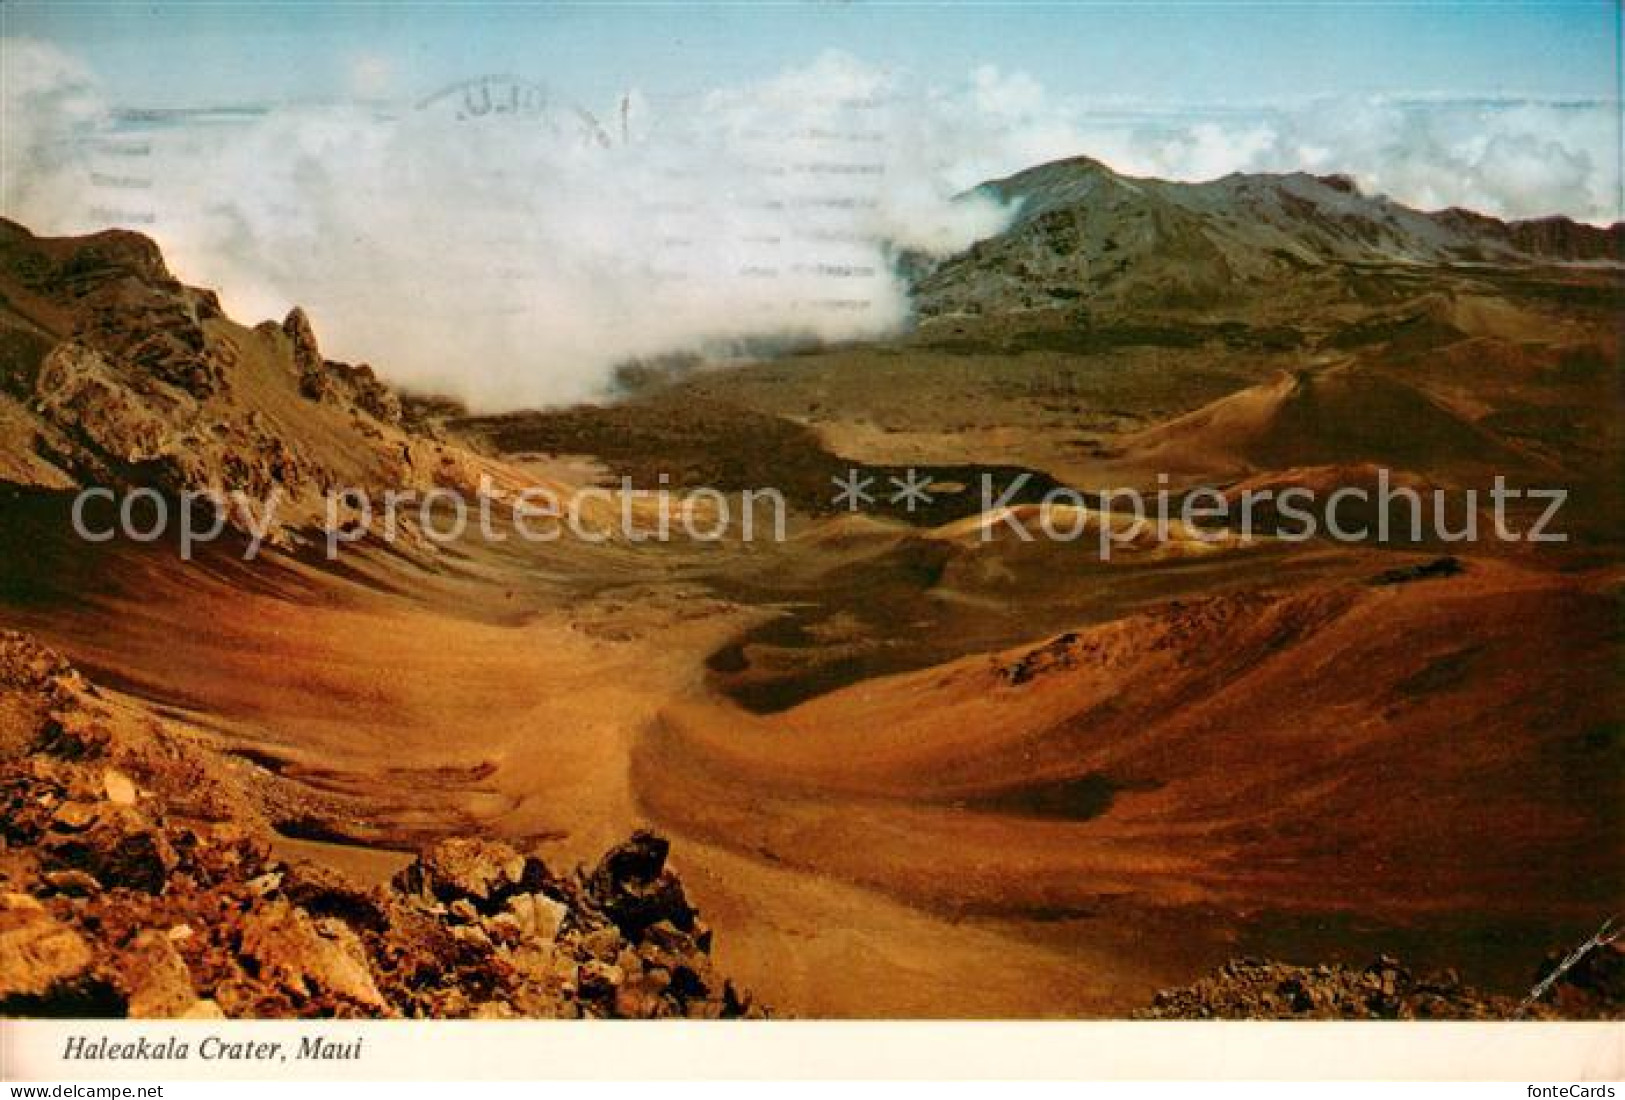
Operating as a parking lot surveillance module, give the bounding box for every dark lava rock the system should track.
[1370,555,1463,586]
[587,830,697,941]
[44,803,177,894]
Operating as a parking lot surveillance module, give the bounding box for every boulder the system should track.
[279,860,390,931]
[587,831,696,940]
[0,893,94,1000]
[393,837,542,910]
[44,803,177,894]
[101,769,138,805]
[118,930,199,1018]
[237,901,386,1011]
[505,892,567,942]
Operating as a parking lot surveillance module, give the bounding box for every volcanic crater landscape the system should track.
[0,157,1621,1019]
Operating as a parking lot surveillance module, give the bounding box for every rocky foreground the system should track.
[1141,951,1622,1021]
[0,631,760,1019]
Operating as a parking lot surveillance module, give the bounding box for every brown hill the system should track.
[1113,364,1529,480]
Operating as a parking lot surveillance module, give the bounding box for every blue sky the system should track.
[5,1,1619,110]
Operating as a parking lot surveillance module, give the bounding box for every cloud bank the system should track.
[3,40,1618,411]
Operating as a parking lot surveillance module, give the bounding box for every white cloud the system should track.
[1069,94,1619,224]
[2,40,1617,412]
[0,38,107,229]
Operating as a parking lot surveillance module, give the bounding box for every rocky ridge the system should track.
[0,219,478,535]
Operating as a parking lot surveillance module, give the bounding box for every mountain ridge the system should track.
[915,156,1622,318]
